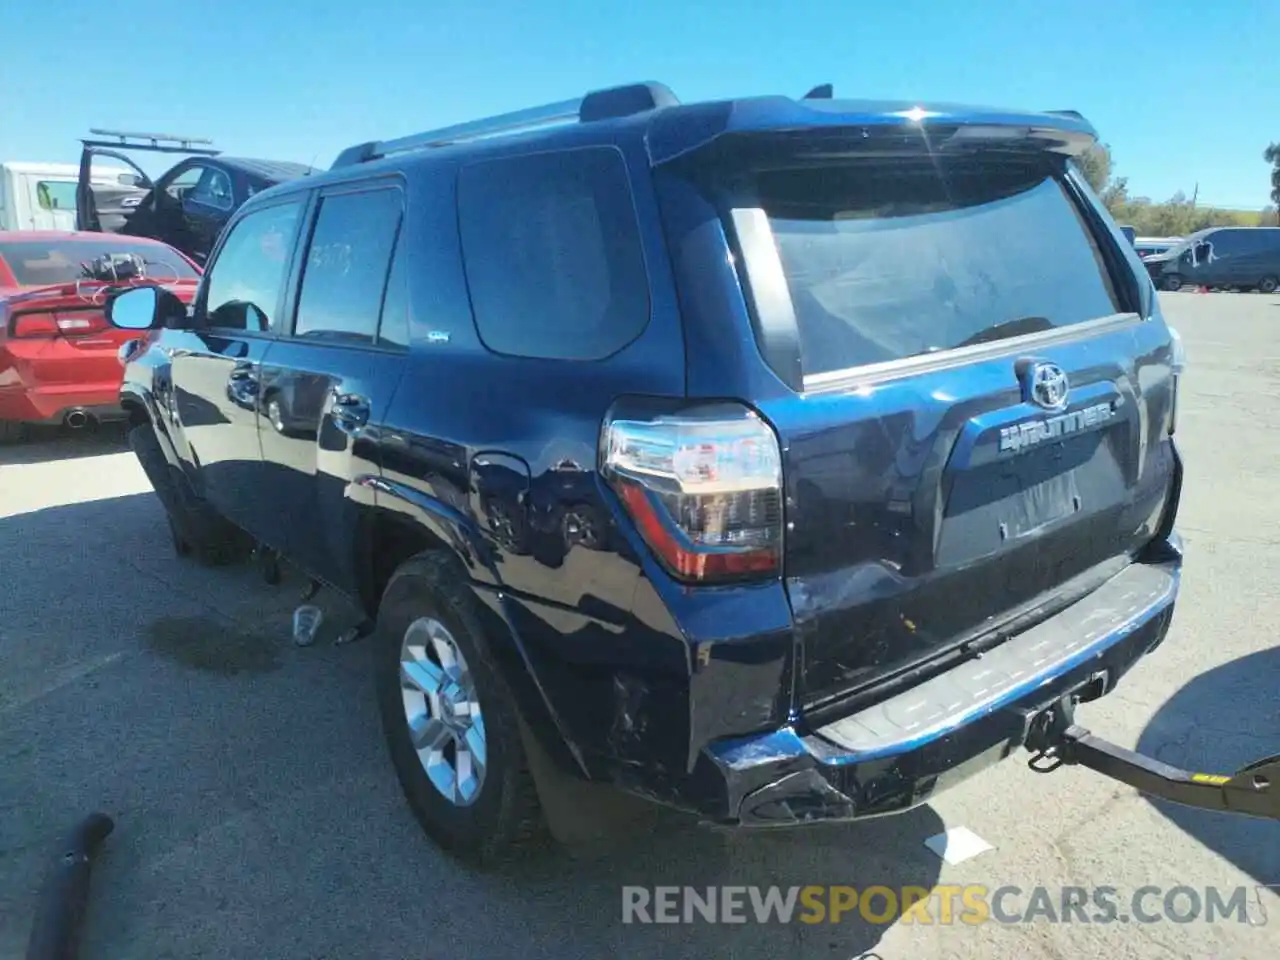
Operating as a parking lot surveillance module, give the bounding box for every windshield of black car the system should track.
[0,240,199,286]
[741,155,1124,377]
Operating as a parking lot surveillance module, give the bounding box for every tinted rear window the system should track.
[751,158,1122,377]
[0,239,198,286]
[457,146,650,361]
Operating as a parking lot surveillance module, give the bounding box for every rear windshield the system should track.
[749,157,1123,377]
[0,240,198,286]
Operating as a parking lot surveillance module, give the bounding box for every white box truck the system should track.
[0,161,142,232]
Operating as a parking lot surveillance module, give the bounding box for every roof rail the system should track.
[331,81,679,169]
[83,128,220,156]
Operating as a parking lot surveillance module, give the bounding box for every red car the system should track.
[0,231,201,442]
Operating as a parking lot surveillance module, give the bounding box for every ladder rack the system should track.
[83,129,220,156]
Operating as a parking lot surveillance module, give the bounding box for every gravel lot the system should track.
[2,292,1277,960]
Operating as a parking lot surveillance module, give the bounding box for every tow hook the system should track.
[1026,694,1280,821]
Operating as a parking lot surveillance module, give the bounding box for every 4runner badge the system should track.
[999,402,1115,453]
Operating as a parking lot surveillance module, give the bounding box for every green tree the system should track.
[1074,143,1113,194]
[1076,142,1266,237]
[1099,175,1129,210]
[1265,144,1280,207]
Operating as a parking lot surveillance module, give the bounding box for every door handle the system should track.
[331,394,370,430]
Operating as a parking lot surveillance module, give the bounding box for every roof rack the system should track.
[82,128,220,156]
[330,81,680,169]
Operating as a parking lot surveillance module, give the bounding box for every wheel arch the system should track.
[355,492,590,780]
[120,385,182,469]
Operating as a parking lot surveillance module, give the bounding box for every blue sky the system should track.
[3,0,1276,209]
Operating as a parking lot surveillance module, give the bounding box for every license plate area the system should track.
[937,432,1122,567]
[1000,468,1081,540]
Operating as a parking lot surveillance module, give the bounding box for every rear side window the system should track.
[294,187,403,343]
[377,237,410,349]
[457,146,649,361]
[752,158,1123,377]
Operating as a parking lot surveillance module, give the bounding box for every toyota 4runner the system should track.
[105,81,1189,863]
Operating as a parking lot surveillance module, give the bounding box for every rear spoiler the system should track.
[645,99,1099,166]
[4,277,195,311]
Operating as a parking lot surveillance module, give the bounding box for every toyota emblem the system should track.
[1029,362,1070,410]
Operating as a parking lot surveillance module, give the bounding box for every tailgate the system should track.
[763,324,1177,715]
[666,123,1180,718]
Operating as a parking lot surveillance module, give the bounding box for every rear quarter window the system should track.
[456,146,650,361]
[752,157,1124,377]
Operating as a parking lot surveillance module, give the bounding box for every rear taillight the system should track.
[602,403,784,584]
[1167,326,1186,436]
[8,310,109,339]
[9,313,59,338]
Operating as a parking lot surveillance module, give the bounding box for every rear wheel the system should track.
[128,423,250,565]
[1162,274,1184,292]
[1258,275,1279,295]
[374,553,544,864]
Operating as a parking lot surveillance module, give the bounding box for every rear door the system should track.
[1232,229,1280,287]
[671,132,1179,718]
[256,180,408,595]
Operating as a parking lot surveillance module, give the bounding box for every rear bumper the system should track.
[688,533,1183,826]
[0,384,126,424]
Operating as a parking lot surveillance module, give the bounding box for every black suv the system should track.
[107,81,1187,863]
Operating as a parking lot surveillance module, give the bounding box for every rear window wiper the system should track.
[952,315,1054,349]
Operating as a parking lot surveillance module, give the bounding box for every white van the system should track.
[0,161,141,232]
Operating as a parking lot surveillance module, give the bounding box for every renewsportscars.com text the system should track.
[621,885,1268,926]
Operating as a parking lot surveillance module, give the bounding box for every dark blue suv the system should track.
[105,81,1186,863]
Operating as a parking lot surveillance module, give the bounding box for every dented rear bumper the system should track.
[686,533,1183,826]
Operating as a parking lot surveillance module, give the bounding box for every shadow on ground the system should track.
[1137,645,1280,885]
[0,422,129,466]
[1,494,944,959]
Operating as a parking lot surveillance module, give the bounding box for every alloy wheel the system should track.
[399,617,487,806]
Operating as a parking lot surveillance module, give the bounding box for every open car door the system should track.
[75,129,220,235]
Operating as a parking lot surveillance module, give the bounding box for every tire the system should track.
[1258,275,1279,295]
[128,424,250,566]
[374,552,544,864]
[1162,274,1184,292]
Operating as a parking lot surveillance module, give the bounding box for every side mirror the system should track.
[105,286,189,331]
[105,286,160,330]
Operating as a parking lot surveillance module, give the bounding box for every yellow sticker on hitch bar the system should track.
[1190,773,1231,785]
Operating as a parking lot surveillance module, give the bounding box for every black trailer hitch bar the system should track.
[1026,696,1280,821]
